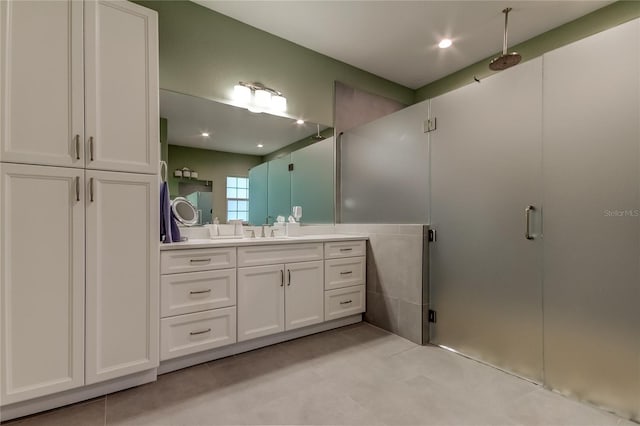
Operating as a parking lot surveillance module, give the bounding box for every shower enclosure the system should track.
[430,19,640,420]
[339,18,640,421]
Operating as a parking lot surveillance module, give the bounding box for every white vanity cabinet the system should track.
[237,259,324,342]
[0,0,159,174]
[160,247,237,361]
[323,241,366,320]
[157,237,365,372]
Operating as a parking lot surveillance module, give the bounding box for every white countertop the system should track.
[160,234,368,250]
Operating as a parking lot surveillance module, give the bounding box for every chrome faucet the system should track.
[262,216,274,238]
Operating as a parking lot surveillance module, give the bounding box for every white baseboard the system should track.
[158,314,362,374]
[0,369,157,422]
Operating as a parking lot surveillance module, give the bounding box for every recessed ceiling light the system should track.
[257,144,264,148]
[438,39,453,49]
[201,132,209,137]
[296,119,304,125]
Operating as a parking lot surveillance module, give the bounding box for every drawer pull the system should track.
[189,258,211,263]
[340,271,353,275]
[339,248,353,252]
[190,328,211,336]
[340,300,353,305]
[189,289,212,295]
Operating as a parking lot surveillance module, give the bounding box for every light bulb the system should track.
[254,89,272,108]
[271,95,287,112]
[438,39,453,49]
[233,84,251,104]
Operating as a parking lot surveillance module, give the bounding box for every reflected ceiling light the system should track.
[296,119,305,125]
[233,84,251,103]
[257,144,264,148]
[272,95,287,112]
[438,39,453,49]
[232,81,287,114]
[201,132,209,137]
[254,89,272,108]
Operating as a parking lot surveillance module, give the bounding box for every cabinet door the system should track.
[85,170,159,384]
[285,261,324,330]
[84,1,158,174]
[0,164,84,404]
[237,265,285,341]
[0,0,84,167]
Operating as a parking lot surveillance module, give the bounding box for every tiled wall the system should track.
[335,224,428,344]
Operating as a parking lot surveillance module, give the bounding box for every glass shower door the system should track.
[541,19,640,419]
[429,57,544,381]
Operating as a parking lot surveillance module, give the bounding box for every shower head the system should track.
[489,7,521,71]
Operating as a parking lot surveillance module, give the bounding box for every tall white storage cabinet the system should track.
[0,164,85,404]
[0,0,159,406]
[85,171,159,384]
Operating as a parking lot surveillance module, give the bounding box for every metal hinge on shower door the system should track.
[428,309,437,323]
[424,117,437,133]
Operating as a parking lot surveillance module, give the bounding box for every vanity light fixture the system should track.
[296,119,305,125]
[438,39,453,49]
[232,81,287,113]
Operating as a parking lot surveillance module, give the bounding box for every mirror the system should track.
[171,197,199,226]
[160,89,335,226]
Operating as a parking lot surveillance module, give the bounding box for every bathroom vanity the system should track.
[158,235,367,373]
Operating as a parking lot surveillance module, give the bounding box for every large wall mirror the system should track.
[160,89,335,226]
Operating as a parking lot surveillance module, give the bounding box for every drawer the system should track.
[325,256,366,290]
[324,240,366,259]
[237,243,323,267]
[325,285,365,321]
[160,307,237,361]
[161,247,236,274]
[161,269,236,318]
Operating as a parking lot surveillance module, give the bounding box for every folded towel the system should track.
[160,181,172,243]
[160,182,182,243]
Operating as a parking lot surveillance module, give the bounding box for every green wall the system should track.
[167,145,262,223]
[135,0,414,127]
[415,1,640,101]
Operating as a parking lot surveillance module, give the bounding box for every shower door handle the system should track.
[525,205,535,240]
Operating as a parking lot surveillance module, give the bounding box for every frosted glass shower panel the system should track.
[429,57,544,382]
[542,19,640,420]
[249,162,268,226]
[291,137,334,224]
[340,101,429,223]
[267,155,291,222]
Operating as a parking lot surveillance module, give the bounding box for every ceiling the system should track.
[160,90,328,156]
[193,0,612,89]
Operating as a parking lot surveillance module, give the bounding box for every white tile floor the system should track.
[3,323,634,426]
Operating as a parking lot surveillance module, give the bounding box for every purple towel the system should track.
[160,182,181,243]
